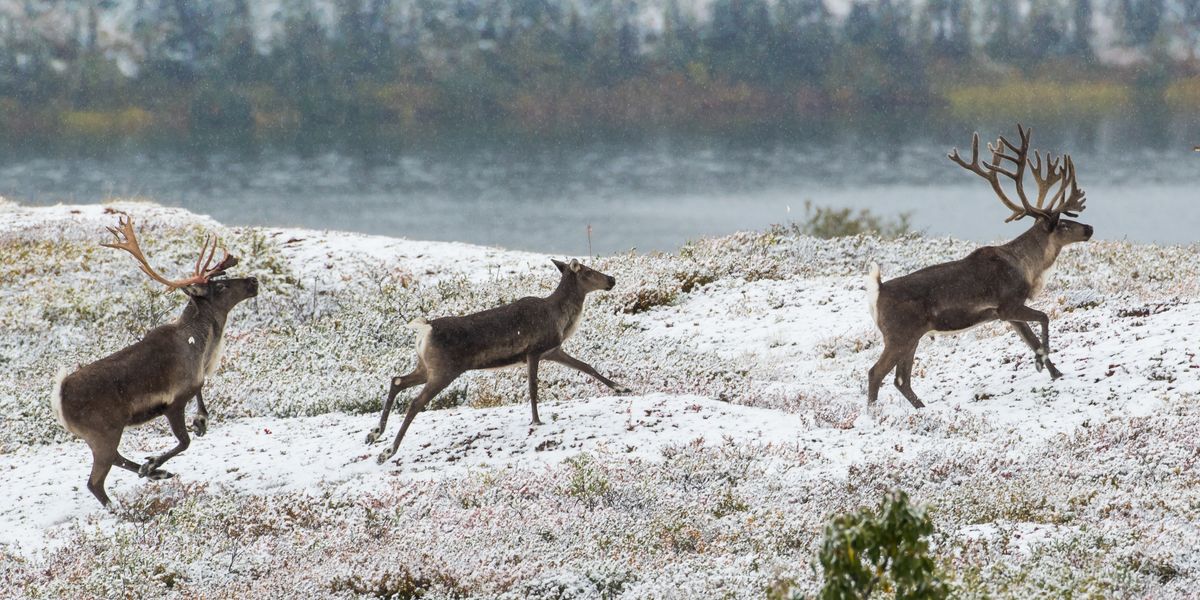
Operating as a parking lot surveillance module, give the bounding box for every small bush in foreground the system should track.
[818,490,949,600]
[770,490,949,600]
[329,568,466,599]
[561,453,613,509]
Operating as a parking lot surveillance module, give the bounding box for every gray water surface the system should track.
[3,118,1198,253]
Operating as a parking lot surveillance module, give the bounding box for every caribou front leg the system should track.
[542,347,632,395]
[527,354,543,425]
[191,388,209,436]
[1007,321,1063,379]
[1000,305,1053,374]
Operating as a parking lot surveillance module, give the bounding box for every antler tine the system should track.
[1052,155,1087,217]
[947,132,981,171]
[198,237,235,280]
[951,124,1086,224]
[992,124,1059,221]
[949,130,1027,222]
[1027,149,1065,212]
[193,235,209,277]
[99,216,187,290]
[100,216,235,290]
[194,234,219,277]
[993,127,1040,215]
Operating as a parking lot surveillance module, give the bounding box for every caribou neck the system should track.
[548,274,588,327]
[1001,221,1063,285]
[177,298,229,338]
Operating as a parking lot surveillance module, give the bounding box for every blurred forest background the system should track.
[1,1,1197,252]
[1,0,1197,139]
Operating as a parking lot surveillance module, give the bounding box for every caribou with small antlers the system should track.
[367,258,631,465]
[866,124,1093,408]
[51,216,258,506]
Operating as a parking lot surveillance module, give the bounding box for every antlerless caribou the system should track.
[367,258,631,465]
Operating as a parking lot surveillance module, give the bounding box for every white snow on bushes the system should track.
[1,200,1198,598]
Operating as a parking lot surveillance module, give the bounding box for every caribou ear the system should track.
[569,259,582,272]
[181,284,210,297]
[551,259,568,273]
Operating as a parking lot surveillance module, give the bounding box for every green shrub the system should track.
[561,453,612,509]
[329,568,465,599]
[817,490,949,600]
[675,269,718,293]
[788,201,913,239]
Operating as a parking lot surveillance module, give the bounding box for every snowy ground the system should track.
[1,200,1198,598]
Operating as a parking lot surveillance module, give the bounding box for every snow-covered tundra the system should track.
[0,200,1197,598]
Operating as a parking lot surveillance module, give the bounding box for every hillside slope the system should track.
[1,201,1198,598]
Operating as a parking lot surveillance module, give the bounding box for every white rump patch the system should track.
[865,263,881,325]
[408,317,433,357]
[49,368,73,436]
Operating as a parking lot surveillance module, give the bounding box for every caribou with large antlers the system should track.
[866,124,1093,408]
[51,216,258,506]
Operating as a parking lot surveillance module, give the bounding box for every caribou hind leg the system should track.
[83,427,125,507]
[138,401,190,478]
[892,340,925,409]
[868,335,917,405]
[377,371,460,465]
[86,451,116,507]
[367,365,428,444]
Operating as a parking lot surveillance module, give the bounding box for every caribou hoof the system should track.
[365,428,380,445]
[376,449,395,465]
[1034,348,1050,373]
[613,385,633,396]
[1047,363,1064,380]
[146,469,174,481]
[531,418,544,426]
[138,458,160,478]
[192,415,208,437]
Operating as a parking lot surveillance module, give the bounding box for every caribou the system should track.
[367,258,631,465]
[866,124,1093,408]
[51,216,257,506]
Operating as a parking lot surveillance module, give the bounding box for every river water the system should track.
[3,116,1197,254]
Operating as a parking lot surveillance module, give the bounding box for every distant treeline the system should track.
[1,0,1198,137]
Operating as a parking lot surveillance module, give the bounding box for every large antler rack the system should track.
[101,215,238,291]
[948,124,1086,222]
